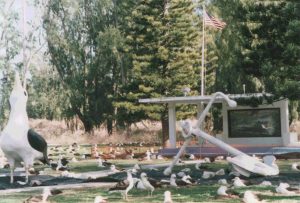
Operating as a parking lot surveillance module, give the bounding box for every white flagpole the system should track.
[201,5,205,96]
[22,0,27,86]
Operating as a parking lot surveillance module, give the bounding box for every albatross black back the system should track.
[27,129,49,164]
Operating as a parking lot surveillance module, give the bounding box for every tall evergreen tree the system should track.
[118,0,200,145]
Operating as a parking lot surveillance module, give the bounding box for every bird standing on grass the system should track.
[163,191,173,203]
[259,181,272,186]
[140,172,155,196]
[243,191,265,203]
[98,158,105,168]
[24,187,62,203]
[215,169,225,176]
[291,163,300,172]
[94,196,107,203]
[170,174,178,187]
[202,171,215,179]
[217,185,229,196]
[275,183,296,195]
[110,164,125,173]
[169,173,193,187]
[0,72,49,184]
[232,177,246,187]
[109,170,134,200]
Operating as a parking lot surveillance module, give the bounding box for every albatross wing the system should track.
[27,129,49,164]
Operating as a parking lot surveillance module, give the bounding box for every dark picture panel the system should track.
[228,108,281,138]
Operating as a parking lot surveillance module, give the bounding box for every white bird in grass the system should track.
[163,191,173,203]
[94,195,107,203]
[110,165,124,173]
[169,173,193,187]
[30,180,42,187]
[189,154,195,160]
[145,150,151,161]
[217,185,229,196]
[259,181,272,186]
[291,163,300,171]
[135,178,146,190]
[204,157,211,163]
[24,187,62,203]
[98,158,105,168]
[275,183,296,195]
[177,171,186,178]
[215,156,224,161]
[140,172,155,196]
[202,171,215,179]
[71,157,78,163]
[243,191,265,203]
[170,174,177,187]
[134,163,141,170]
[215,169,225,176]
[0,72,49,184]
[233,177,246,187]
[218,179,228,185]
[109,170,134,200]
[131,168,138,175]
[181,175,194,185]
[181,168,191,173]
[157,155,164,160]
[195,161,206,170]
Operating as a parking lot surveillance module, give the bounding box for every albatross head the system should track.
[9,72,28,110]
[140,172,148,180]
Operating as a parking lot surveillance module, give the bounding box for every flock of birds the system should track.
[2,143,300,202]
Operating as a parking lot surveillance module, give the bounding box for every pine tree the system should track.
[118,0,200,145]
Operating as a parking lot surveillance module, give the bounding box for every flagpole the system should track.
[22,0,26,86]
[201,4,205,96]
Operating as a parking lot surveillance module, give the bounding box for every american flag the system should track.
[204,10,226,30]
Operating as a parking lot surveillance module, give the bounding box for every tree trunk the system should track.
[161,116,169,148]
[82,119,94,133]
[107,118,113,135]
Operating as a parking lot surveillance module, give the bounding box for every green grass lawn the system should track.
[2,146,300,203]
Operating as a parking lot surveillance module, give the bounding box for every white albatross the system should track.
[108,170,134,200]
[243,190,265,203]
[163,191,173,203]
[0,72,49,184]
[275,183,296,195]
[94,195,107,203]
[291,163,300,172]
[233,177,246,187]
[140,172,155,196]
[217,185,229,196]
[218,179,228,185]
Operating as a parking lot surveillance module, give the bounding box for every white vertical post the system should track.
[197,103,205,144]
[281,99,290,146]
[22,0,27,85]
[201,5,206,96]
[168,103,176,148]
